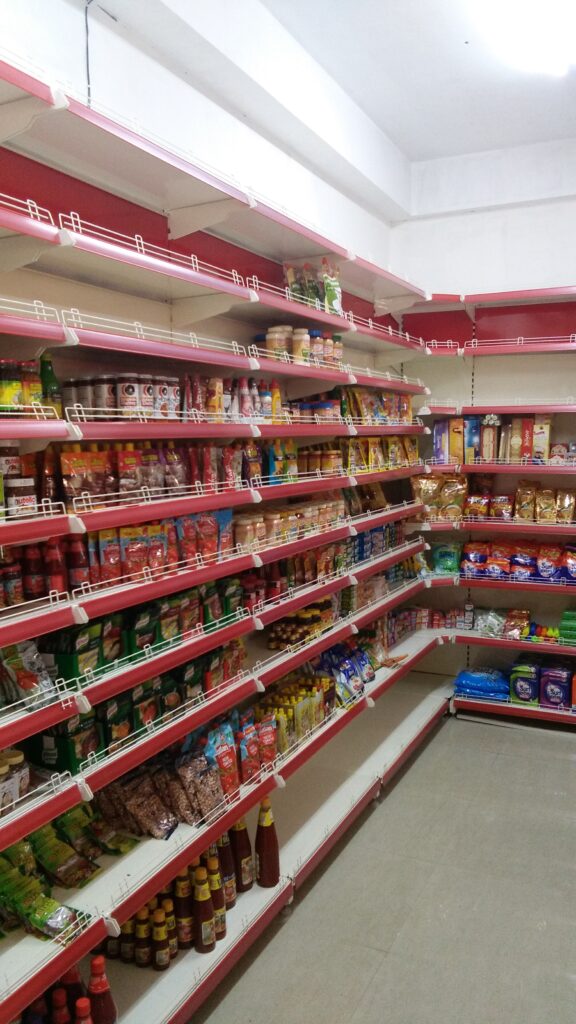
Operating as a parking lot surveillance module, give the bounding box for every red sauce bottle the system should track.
[60,968,87,1016]
[217,832,237,909]
[230,819,254,892]
[255,797,280,887]
[51,989,71,1024]
[173,870,194,949]
[44,537,68,593]
[67,537,90,590]
[23,544,47,600]
[207,856,226,940]
[193,866,216,954]
[73,999,93,1024]
[87,956,117,1024]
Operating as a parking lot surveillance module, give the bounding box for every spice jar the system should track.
[153,376,170,418]
[234,515,256,549]
[307,451,322,474]
[333,334,344,363]
[310,329,324,361]
[264,511,282,542]
[3,749,29,799]
[166,377,180,419]
[62,379,78,411]
[117,373,140,417]
[5,478,36,517]
[93,376,116,412]
[321,450,343,475]
[76,378,94,410]
[0,763,13,817]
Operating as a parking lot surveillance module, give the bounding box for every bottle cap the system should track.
[162,898,174,912]
[90,955,105,975]
[75,998,91,1019]
[136,907,149,921]
[52,988,68,1008]
[195,866,208,882]
[153,909,166,924]
[207,856,219,872]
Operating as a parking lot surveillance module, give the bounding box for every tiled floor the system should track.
[196,715,576,1024]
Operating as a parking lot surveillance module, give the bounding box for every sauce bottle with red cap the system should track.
[87,956,117,1024]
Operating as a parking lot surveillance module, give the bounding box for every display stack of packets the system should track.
[425,539,576,583]
[431,412,575,466]
[412,473,576,525]
[454,658,575,709]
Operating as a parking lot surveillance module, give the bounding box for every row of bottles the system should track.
[18,957,116,1024]
[106,802,279,969]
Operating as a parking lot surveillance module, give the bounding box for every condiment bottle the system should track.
[67,537,90,589]
[87,956,117,1024]
[104,932,119,960]
[73,999,93,1024]
[25,999,48,1024]
[193,866,216,954]
[173,869,194,949]
[44,538,68,593]
[60,968,87,1016]
[161,898,179,959]
[151,909,171,971]
[134,908,152,967]
[270,379,282,422]
[200,845,217,869]
[207,856,226,940]
[147,896,158,913]
[229,820,254,892]
[119,918,135,962]
[217,833,237,909]
[255,797,280,887]
[51,990,71,1024]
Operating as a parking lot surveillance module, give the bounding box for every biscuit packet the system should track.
[514,480,536,520]
[535,488,557,523]
[556,489,576,523]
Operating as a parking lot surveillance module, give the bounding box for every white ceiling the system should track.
[260,0,576,160]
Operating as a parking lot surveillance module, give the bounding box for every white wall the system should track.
[392,197,576,295]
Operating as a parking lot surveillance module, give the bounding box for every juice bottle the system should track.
[161,898,179,959]
[270,379,282,423]
[193,866,216,954]
[119,918,135,963]
[44,538,68,593]
[217,832,237,909]
[229,820,253,892]
[73,999,93,1024]
[151,909,171,971]
[255,797,280,887]
[60,969,87,1016]
[207,856,226,940]
[51,989,71,1024]
[87,956,117,1024]
[173,870,194,949]
[40,354,62,418]
[134,908,152,967]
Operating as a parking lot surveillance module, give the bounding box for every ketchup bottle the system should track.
[151,909,171,971]
[173,870,194,949]
[44,538,68,593]
[217,832,237,909]
[193,866,216,954]
[67,537,90,590]
[134,908,152,967]
[73,999,93,1024]
[229,820,254,892]
[255,797,280,887]
[51,989,71,1024]
[87,956,117,1024]
[60,969,87,1016]
[207,856,226,940]
[161,898,179,959]
[22,544,47,600]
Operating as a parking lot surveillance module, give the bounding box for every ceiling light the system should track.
[471,0,576,76]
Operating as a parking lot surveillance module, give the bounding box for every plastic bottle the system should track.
[51,991,71,1024]
[193,866,216,954]
[87,956,117,1024]
[104,933,119,960]
[67,537,90,589]
[25,999,48,1024]
[60,968,87,1016]
[40,354,63,418]
[161,898,179,959]
[229,819,253,892]
[147,896,158,914]
[217,833,237,909]
[255,797,281,887]
[238,378,253,418]
[151,909,171,971]
[134,908,152,967]
[73,999,93,1024]
[259,386,272,419]
[173,869,194,949]
[22,544,47,600]
[270,379,282,422]
[44,538,68,593]
[249,378,262,416]
[207,856,227,940]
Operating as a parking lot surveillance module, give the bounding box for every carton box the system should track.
[449,417,464,463]
[433,419,449,463]
[463,417,481,464]
[532,416,552,463]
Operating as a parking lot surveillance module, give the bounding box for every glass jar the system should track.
[0,361,23,410]
[292,329,310,363]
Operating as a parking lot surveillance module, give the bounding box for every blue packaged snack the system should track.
[460,542,488,577]
[536,545,563,581]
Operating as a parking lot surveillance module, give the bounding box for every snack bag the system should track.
[438,475,468,520]
[431,543,461,575]
[510,543,538,580]
[119,525,149,579]
[117,448,143,495]
[485,543,512,578]
[205,723,240,799]
[464,494,489,519]
[460,542,489,577]
[536,544,563,581]
[196,512,219,561]
[163,445,189,492]
[556,489,576,523]
[60,450,94,510]
[489,495,514,520]
[98,529,122,584]
[146,522,167,572]
[514,480,536,521]
[535,488,556,523]
[176,516,197,564]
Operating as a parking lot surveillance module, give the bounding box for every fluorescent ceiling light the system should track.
[471,0,576,76]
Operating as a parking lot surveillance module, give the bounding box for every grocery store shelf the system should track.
[0,504,81,545]
[453,695,576,725]
[422,400,576,416]
[433,461,576,476]
[77,482,258,533]
[0,770,87,852]
[463,335,576,357]
[0,916,107,1024]
[0,413,73,440]
[0,593,85,647]
[409,517,576,538]
[450,629,576,659]
[463,575,576,594]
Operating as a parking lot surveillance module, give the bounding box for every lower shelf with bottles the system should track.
[103,675,450,1024]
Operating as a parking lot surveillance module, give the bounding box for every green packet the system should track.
[27,893,78,939]
[30,824,100,889]
[90,819,139,855]
[56,805,103,861]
